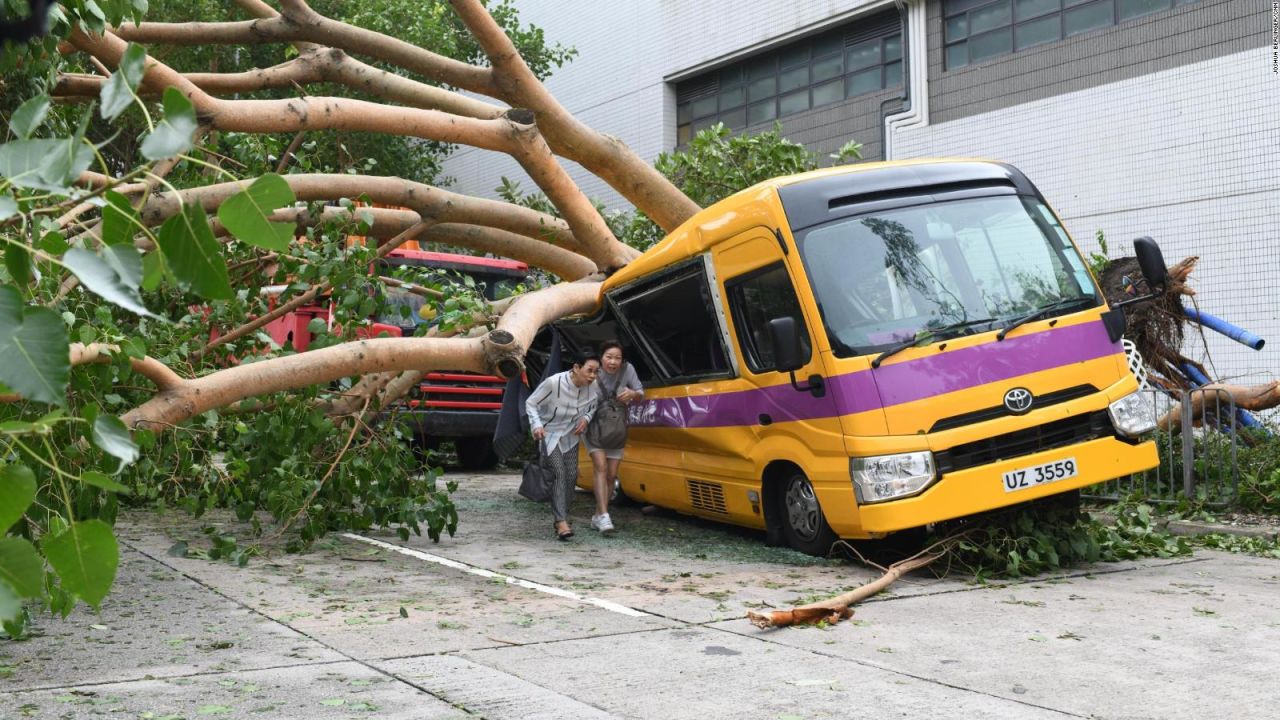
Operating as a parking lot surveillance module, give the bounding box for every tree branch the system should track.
[121,279,601,430]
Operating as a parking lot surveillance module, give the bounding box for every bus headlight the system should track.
[1108,391,1157,437]
[852,451,936,504]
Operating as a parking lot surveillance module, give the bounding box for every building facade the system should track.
[442,0,1277,386]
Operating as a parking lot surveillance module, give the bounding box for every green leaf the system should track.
[0,581,20,626]
[39,230,68,255]
[140,88,198,160]
[11,95,51,140]
[0,286,70,406]
[100,43,147,121]
[216,174,296,251]
[63,246,161,319]
[39,107,94,191]
[0,193,17,222]
[100,191,140,246]
[0,139,95,192]
[0,537,43,598]
[79,470,132,495]
[141,250,164,292]
[0,464,36,533]
[42,519,119,608]
[5,243,31,288]
[91,415,139,469]
[156,204,232,299]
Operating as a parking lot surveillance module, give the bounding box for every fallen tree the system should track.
[1098,254,1280,428]
[0,0,708,631]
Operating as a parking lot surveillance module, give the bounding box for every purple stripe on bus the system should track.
[626,321,1119,429]
[828,320,1120,409]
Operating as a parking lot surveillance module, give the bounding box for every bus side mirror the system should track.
[769,317,803,373]
[1134,236,1168,293]
[769,317,825,398]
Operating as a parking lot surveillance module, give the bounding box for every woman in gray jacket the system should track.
[584,340,643,535]
[526,350,600,540]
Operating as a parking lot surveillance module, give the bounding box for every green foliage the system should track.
[937,499,1191,581]
[1087,229,1110,279]
[656,122,837,208]
[1190,532,1280,558]
[1232,430,1280,515]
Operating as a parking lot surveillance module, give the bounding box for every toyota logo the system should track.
[1003,387,1034,414]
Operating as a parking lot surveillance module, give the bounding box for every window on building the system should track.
[609,260,733,385]
[675,11,902,146]
[944,0,1200,70]
[726,264,811,374]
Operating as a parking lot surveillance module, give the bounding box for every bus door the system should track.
[710,228,846,497]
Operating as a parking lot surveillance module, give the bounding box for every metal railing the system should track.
[1084,388,1239,507]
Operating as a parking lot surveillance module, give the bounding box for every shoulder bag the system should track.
[587,366,630,450]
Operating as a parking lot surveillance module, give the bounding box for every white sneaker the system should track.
[591,513,616,535]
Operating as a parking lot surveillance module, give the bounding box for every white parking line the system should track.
[341,533,652,618]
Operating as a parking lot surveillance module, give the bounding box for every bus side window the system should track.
[726,263,811,374]
[612,261,734,385]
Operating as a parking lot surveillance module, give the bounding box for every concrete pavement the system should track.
[2,470,1278,719]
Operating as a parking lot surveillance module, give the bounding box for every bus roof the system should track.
[602,158,1026,294]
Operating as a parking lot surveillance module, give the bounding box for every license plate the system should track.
[1002,457,1078,493]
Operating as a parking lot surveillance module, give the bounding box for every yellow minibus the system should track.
[556,159,1163,554]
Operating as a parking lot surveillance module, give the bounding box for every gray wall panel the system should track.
[927,0,1268,124]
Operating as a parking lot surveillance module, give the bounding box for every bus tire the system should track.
[455,437,498,471]
[779,470,838,557]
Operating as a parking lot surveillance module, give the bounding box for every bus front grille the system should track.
[935,411,1115,474]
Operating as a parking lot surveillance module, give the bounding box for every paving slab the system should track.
[0,661,468,719]
[118,509,674,661]
[0,548,341,692]
[379,654,621,719]
[712,552,1280,720]
[459,626,1073,719]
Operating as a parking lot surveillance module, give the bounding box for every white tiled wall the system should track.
[894,47,1280,387]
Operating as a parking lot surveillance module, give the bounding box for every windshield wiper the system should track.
[871,317,997,368]
[996,297,1097,341]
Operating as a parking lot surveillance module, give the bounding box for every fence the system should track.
[1084,388,1239,508]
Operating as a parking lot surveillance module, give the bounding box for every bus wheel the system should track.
[455,437,498,471]
[780,471,837,556]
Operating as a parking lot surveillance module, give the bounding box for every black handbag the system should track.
[518,443,554,503]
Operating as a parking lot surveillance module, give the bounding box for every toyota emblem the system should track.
[1003,387,1034,414]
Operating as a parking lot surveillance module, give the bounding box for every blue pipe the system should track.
[1182,307,1266,351]
[1180,362,1265,431]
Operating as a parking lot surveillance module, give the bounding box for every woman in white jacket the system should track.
[525,350,600,540]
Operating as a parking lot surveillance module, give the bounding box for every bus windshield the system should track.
[796,194,1099,357]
